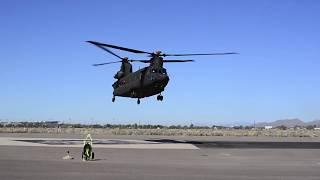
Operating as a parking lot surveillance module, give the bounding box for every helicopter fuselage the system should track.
[112,66,169,99]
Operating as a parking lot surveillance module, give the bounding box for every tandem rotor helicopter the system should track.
[87,41,237,104]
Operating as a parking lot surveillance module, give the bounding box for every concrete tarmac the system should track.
[1,134,320,180]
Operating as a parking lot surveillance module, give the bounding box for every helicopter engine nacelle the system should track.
[114,71,124,79]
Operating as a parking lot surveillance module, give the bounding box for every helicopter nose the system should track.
[153,74,169,88]
[159,74,169,84]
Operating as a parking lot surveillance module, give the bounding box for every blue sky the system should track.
[1,0,320,125]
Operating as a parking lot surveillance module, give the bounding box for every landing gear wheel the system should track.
[157,95,163,101]
[137,99,140,104]
[112,96,115,102]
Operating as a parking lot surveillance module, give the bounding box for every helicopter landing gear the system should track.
[137,98,140,104]
[157,95,163,101]
[112,96,115,102]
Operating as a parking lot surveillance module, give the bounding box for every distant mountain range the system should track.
[255,119,320,128]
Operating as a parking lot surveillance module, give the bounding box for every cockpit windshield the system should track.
[151,68,167,74]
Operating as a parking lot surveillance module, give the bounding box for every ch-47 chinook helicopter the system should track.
[87,41,237,104]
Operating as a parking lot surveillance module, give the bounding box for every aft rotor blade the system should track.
[129,60,150,63]
[87,41,152,55]
[87,41,123,60]
[163,60,194,63]
[92,61,122,66]
[162,52,238,56]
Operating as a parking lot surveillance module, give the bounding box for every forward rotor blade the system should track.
[87,41,123,60]
[92,61,122,66]
[162,52,238,56]
[87,41,152,55]
[163,60,194,63]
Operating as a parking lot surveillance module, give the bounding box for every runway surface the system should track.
[1,134,320,180]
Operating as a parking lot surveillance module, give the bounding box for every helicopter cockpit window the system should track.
[151,68,166,74]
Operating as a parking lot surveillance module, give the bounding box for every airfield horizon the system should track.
[1,127,320,138]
